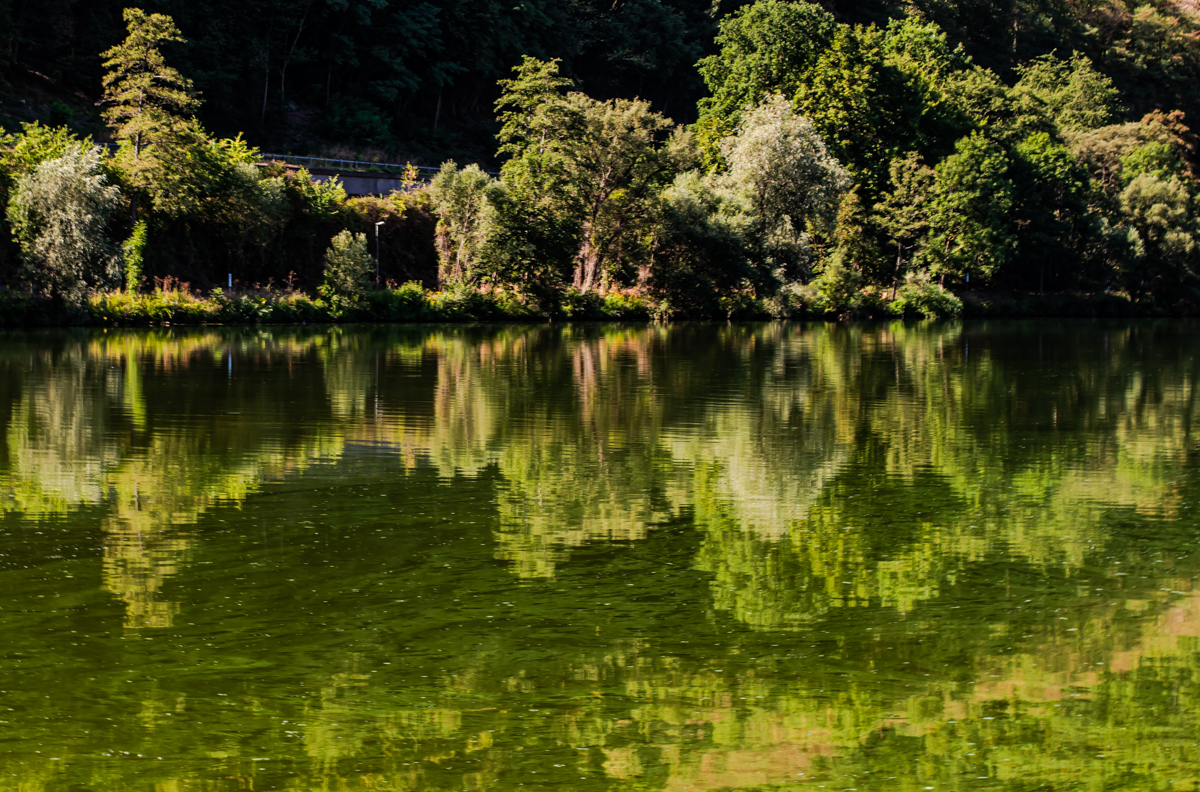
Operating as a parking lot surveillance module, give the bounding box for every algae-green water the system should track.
[1,321,1198,791]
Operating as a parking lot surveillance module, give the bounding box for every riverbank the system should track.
[0,283,1173,328]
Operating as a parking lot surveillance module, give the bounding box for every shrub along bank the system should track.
[0,279,1155,329]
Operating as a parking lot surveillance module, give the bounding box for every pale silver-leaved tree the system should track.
[6,143,122,307]
[429,161,504,289]
[718,94,849,288]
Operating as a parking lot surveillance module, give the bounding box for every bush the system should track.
[429,286,507,321]
[122,220,147,291]
[807,255,864,316]
[7,143,122,308]
[560,289,605,319]
[601,292,651,320]
[649,171,749,318]
[428,162,503,288]
[365,281,431,321]
[319,230,372,317]
[888,271,964,318]
[711,292,767,320]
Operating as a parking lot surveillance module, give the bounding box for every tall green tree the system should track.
[694,0,836,170]
[429,161,504,289]
[318,230,372,316]
[1013,53,1121,133]
[1009,131,1087,292]
[1117,174,1199,301]
[495,57,685,294]
[874,152,936,296]
[921,132,1016,285]
[101,7,202,221]
[494,55,574,160]
[796,24,922,194]
[717,95,850,292]
[649,171,748,317]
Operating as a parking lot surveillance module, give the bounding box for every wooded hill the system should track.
[3,0,1198,164]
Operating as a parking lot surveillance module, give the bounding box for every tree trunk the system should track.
[262,64,270,125]
[278,5,312,115]
[890,244,902,301]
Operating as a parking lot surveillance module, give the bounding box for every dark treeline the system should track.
[1,0,1199,323]
[3,0,1197,163]
[1,0,721,158]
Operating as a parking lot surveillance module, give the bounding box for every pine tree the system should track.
[100,8,202,221]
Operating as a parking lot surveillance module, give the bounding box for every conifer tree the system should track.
[100,8,202,221]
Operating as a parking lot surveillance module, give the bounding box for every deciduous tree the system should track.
[6,144,122,307]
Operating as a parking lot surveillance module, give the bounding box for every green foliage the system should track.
[557,289,651,320]
[428,161,503,288]
[1122,142,1187,184]
[874,152,936,290]
[0,123,90,189]
[1008,131,1088,291]
[695,0,836,169]
[6,144,122,307]
[1117,173,1199,301]
[553,95,681,292]
[364,281,432,322]
[86,281,536,325]
[292,169,348,221]
[921,132,1016,284]
[649,171,748,318]
[831,188,880,276]
[1067,120,1177,196]
[102,8,202,220]
[319,230,372,317]
[1106,5,1200,119]
[942,65,1049,145]
[880,17,975,157]
[4,0,1200,320]
[494,56,574,160]
[805,255,864,316]
[1014,53,1121,132]
[122,220,148,291]
[717,95,850,291]
[495,59,685,296]
[476,189,578,310]
[796,24,923,193]
[888,270,963,318]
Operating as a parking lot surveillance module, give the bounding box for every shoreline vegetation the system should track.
[0,283,1166,329]
[2,3,1200,326]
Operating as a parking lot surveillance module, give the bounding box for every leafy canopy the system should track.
[6,144,123,306]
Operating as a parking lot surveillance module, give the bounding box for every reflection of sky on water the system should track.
[0,322,1196,790]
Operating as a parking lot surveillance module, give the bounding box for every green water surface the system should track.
[0,321,1198,791]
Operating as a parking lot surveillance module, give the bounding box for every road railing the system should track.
[259,154,498,179]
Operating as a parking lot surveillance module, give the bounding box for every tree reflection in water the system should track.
[0,321,1195,791]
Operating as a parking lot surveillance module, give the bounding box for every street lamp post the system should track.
[374,221,385,286]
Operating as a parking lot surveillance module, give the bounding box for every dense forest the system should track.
[1,0,1199,321]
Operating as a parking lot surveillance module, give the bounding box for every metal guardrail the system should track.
[93,147,499,180]
[260,153,498,178]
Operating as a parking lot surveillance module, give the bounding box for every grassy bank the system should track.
[0,282,650,327]
[0,282,1172,329]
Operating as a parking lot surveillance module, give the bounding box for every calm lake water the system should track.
[0,321,1197,791]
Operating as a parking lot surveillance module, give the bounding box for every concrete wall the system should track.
[310,171,410,196]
